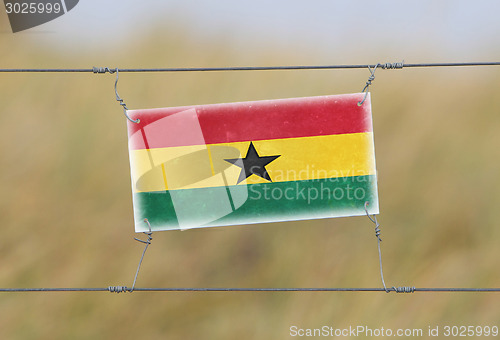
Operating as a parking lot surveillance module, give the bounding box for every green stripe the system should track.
[133,175,378,231]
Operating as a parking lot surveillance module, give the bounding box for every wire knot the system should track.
[134,232,153,245]
[108,286,129,293]
[391,286,415,293]
[380,61,404,70]
[92,67,116,74]
[365,73,375,87]
[358,64,378,106]
[364,201,382,242]
[374,224,382,241]
[134,219,153,245]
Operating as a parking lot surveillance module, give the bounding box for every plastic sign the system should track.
[127,93,379,232]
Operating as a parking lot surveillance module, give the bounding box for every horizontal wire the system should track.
[0,62,500,73]
[1,287,500,293]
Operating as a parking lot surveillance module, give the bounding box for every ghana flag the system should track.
[127,93,378,232]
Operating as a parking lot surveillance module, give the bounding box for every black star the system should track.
[225,142,281,184]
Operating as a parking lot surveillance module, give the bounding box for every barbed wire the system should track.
[0,61,499,73]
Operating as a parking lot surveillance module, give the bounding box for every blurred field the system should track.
[1,17,500,340]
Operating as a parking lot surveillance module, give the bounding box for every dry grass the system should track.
[1,18,500,339]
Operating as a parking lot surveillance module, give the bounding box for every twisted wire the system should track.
[92,67,115,74]
[379,61,404,69]
[364,202,416,294]
[364,202,389,292]
[1,287,499,293]
[357,64,379,106]
[2,61,499,73]
[112,68,139,123]
[391,286,415,293]
[108,286,129,293]
[130,219,154,292]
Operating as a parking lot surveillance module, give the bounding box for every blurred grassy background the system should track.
[1,11,500,340]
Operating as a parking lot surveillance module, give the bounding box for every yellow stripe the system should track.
[206,144,216,176]
[160,164,169,190]
[129,132,375,193]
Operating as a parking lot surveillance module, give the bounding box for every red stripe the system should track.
[128,93,372,150]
